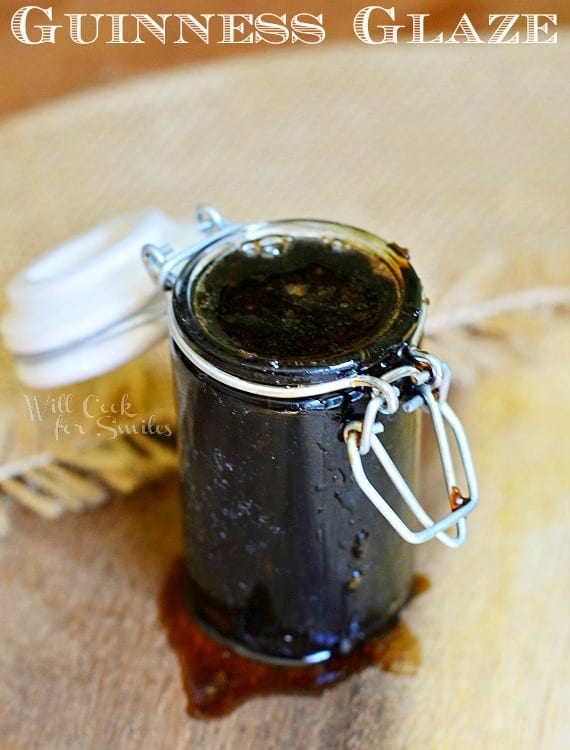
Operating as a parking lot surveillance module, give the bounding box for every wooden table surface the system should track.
[1,3,568,749]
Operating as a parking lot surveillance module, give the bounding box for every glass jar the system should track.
[152,212,477,665]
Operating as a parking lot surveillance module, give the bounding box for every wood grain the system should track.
[0,4,568,748]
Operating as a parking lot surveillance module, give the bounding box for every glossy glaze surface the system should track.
[173,346,419,663]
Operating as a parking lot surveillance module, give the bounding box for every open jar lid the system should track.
[170,219,425,388]
[1,209,203,387]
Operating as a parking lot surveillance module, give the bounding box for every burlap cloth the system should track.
[0,39,569,749]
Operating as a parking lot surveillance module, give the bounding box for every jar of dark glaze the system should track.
[142,208,478,666]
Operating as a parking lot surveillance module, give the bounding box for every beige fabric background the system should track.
[0,39,569,749]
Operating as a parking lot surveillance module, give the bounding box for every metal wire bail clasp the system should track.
[344,351,479,549]
[142,205,242,290]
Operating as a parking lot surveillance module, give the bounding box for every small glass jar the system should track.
[156,214,475,665]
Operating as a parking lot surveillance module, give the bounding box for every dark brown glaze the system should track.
[160,558,429,718]
[193,237,401,360]
[450,485,467,512]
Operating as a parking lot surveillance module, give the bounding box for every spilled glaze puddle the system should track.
[160,559,429,718]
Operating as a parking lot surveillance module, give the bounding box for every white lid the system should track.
[1,209,204,388]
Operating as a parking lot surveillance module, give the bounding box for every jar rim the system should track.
[170,219,425,387]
